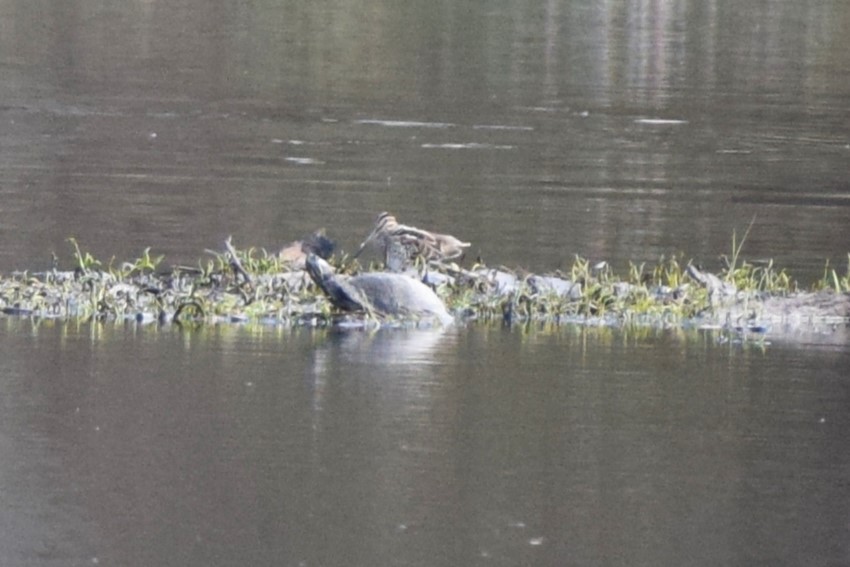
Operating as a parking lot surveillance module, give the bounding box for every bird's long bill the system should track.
[351,228,379,259]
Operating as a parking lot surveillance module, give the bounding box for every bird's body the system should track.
[353,212,470,271]
[278,229,335,269]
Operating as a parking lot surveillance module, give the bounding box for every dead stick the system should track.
[224,236,253,286]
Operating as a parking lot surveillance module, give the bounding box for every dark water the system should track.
[2,1,850,565]
[1,0,849,278]
[1,320,849,567]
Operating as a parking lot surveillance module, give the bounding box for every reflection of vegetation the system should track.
[11,0,846,107]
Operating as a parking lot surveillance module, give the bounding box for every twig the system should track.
[224,236,253,286]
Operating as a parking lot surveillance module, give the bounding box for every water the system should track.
[1,0,850,565]
[1,0,848,277]
[1,320,849,566]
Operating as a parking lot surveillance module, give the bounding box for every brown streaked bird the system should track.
[353,212,471,272]
[278,229,335,270]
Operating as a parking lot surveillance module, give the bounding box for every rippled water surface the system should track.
[2,320,849,567]
[2,0,849,277]
[1,0,850,565]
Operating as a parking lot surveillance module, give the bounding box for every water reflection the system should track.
[313,327,454,367]
[1,0,848,279]
[0,319,849,565]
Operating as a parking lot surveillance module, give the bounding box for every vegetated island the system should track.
[0,235,848,344]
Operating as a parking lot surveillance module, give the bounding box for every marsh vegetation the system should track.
[1,235,847,330]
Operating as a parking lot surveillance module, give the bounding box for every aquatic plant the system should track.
[118,247,165,277]
[814,255,850,293]
[0,232,846,331]
[67,237,102,273]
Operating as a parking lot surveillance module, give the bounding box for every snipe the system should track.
[278,229,335,270]
[353,212,470,272]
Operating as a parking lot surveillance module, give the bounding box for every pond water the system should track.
[1,0,849,565]
[2,320,849,567]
